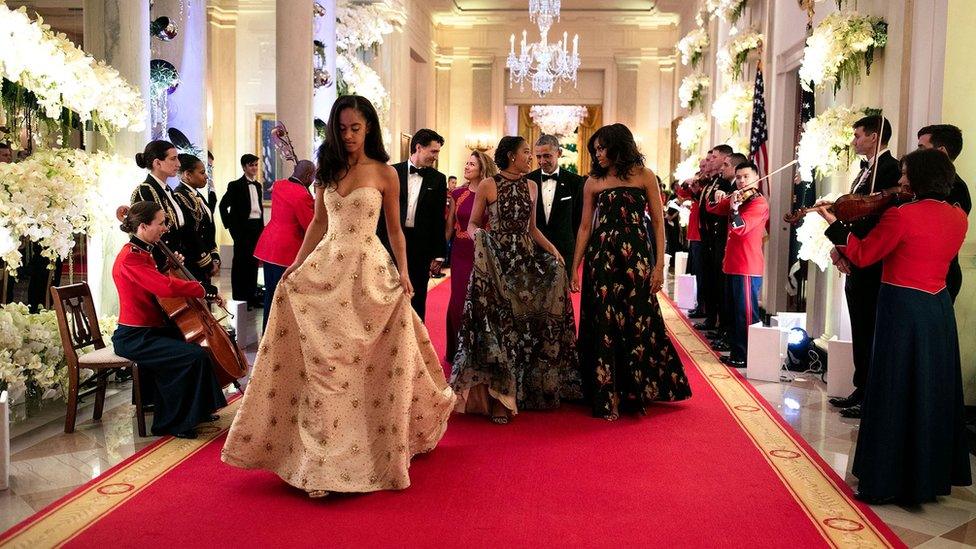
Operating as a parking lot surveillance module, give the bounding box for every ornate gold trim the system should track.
[0,400,240,549]
[658,297,895,548]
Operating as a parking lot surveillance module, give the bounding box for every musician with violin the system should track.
[111,201,228,439]
[826,115,901,418]
[815,148,971,504]
[706,161,769,368]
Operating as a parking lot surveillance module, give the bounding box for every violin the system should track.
[783,186,915,225]
[116,206,250,387]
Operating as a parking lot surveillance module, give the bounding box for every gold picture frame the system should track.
[255,112,277,204]
[400,132,412,162]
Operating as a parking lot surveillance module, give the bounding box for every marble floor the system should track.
[3,278,976,546]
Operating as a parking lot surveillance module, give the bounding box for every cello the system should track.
[116,205,250,387]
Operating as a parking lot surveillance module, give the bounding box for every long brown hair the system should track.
[470,150,498,180]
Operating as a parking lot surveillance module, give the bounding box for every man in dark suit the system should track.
[377,129,447,321]
[695,145,735,340]
[526,134,584,267]
[218,154,264,304]
[829,115,901,418]
[917,124,971,301]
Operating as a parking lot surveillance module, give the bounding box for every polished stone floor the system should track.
[3,277,976,546]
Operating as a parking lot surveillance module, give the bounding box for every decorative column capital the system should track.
[207,6,239,28]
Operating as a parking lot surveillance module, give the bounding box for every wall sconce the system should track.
[464,134,494,152]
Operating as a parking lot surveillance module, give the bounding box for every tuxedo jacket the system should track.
[848,150,901,239]
[526,168,584,265]
[130,174,188,267]
[698,176,735,248]
[377,162,448,262]
[218,176,265,238]
[172,183,220,277]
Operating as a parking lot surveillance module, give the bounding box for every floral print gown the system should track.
[577,186,691,417]
[451,174,582,414]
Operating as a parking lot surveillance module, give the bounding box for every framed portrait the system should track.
[399,132,412,162]
[255,112,277,203]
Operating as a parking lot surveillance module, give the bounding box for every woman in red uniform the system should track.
[112,201,228,439]
[818,148,971,504]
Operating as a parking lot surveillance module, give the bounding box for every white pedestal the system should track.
[771,312,807,331]
[826,336,856,398]
[674,274,697,310]
[746,322,788,382]
[228,300,259,348]
[662,253,672,296]
[675,251,689,276]
[1,391,8,490]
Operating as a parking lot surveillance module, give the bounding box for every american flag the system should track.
[749,66,769,190]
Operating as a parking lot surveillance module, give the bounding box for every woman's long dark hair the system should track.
[587,123,645,180]
[316,95,389,188]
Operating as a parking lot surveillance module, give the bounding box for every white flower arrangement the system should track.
[0,149,142,272]
[0,303,114,406]
[711,82,753,134]
[0,3,146,135]
[335,0,406,53]
[676,113,708,153]
[678,74,710,111]
[529,105,589,137]
[717,31,763,80]
[796,105,866,181]
[673,154,702,183]
[677,28,710,69]
[707,0,750,24]
[799,12,888,93]
[335,54,391,123]
[795,193,842,271]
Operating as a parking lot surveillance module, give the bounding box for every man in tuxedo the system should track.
[218,154,264,305]
[377,129,447,321]
[917,124,971,301]
[526,134,584,267]
[828,115,900,418]
[694,145,734,335]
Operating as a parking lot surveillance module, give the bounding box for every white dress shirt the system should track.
[405,162,423,228]
[852,148,890,193]
[247,180,262,219]
[540,168,560,223]
[151,173,184,226]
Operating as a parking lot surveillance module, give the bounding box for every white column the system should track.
[312,0,338,157]
[154,0,208,154]
[83,0,151,315]
[207,6,237,246]
[276,0,314,162]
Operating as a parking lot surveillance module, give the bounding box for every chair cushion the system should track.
[78,347,133,368]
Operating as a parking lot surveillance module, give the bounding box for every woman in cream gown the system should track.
[222,95,455,497]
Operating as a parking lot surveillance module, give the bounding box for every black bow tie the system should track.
[409,165,426,175]
[859,160,870,170]
[542,174,558,183]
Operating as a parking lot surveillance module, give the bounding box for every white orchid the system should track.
[795,193,842,271]
[706,0,749,24]
[0,3,145,134]
[711,82,753,134]
[679,74,710,111]
[676,114,708,153]
[673,154,702,183]
[799,12,888,92]
[717,31,763,79]
[796,105,864,181]
[677,28,710,68]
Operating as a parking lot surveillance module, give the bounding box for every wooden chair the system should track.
[50,283,147,437]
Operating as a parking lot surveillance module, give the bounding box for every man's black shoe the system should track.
[828,391,862,409]
[693,322,716,331]
[687,308,705,318]
[174,429,198,439]
[711,340,731,352]
[853,491,895,505]
[840,404,862,418]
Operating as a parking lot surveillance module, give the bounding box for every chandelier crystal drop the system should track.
[507,2,580,98]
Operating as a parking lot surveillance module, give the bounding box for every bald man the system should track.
[254,160,317,329]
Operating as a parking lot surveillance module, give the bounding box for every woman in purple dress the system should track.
[445,150,497,360]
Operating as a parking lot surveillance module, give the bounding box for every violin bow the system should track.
[868,111,886,194]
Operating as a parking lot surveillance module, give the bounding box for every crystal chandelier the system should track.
[507,2,580,97]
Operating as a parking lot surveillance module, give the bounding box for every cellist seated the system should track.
[112,201,228,439]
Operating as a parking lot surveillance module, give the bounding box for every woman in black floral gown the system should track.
[452,136,582,424]
[570,123,691,420]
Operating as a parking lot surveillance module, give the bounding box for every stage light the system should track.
[785,327,812,372]
[787,327,810,349]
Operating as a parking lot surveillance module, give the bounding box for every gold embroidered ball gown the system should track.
[221,186,456,493]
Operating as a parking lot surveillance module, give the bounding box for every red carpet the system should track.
[1,279,903,548]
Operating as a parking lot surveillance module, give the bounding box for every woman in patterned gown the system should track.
[221,95,455,497]
[444,150,497,360]
[570,123,691,421]
[451,136,582,424]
